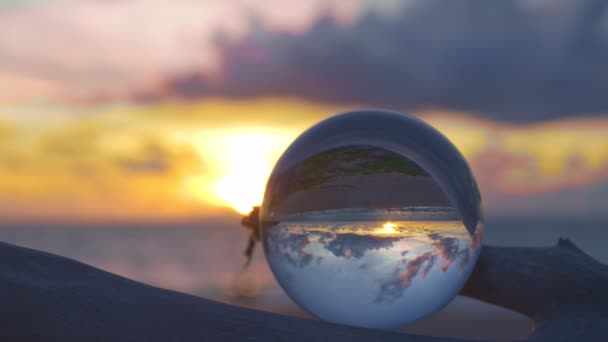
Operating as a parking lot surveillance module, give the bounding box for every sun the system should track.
[182,128,296,215]
[379,222,398,235]
[213,154,272,215]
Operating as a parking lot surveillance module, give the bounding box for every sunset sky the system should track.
[1,0,607,222]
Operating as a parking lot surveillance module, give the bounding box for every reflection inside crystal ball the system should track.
[261,110,483,329]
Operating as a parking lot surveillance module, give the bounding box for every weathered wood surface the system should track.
[0,238,605,341]
[461,238,608,341]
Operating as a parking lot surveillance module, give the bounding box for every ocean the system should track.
[0,217,605,340]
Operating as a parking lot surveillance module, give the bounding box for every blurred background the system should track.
[1,0,607,340]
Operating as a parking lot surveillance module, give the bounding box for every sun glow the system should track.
[182,128,297,215]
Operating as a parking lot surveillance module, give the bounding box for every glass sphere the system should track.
[260,110,483,329]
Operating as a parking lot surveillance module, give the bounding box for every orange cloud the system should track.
[0,99,607,223]
[466,117,608,197]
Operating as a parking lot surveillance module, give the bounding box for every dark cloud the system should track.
[326,233,402,259]
[376,252,435,303]
[269,231,402,268]
[375,231,476,303]
[119,159,167,173]
[115,141,202,175]
[428,233,461,271]
[267,232,314,268]
[421,254,438,278]
[167,0,608,122]
[116,143,172,174]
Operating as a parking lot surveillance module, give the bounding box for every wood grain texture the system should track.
[0,238,605,342]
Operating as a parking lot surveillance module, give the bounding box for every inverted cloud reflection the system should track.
[266,220,482,305]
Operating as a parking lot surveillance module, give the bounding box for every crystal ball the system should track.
[260,110,483,329]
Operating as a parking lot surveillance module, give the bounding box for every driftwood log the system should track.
[0,236,605,341]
